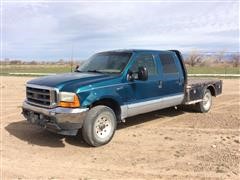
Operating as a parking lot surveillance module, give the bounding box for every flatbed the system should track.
[185,78,222,104]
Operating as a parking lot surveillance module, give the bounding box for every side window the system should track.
[131,54,157,75]
[159,54,178,74]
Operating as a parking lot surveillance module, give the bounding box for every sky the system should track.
[1,0,239,61]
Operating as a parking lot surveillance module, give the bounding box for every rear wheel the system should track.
[195,89,212,113]
[82,105,117,147]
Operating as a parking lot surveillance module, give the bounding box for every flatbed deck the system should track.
[185,78,222,104]
[187,78,222,87]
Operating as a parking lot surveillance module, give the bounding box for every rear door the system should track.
[157,52,185,103]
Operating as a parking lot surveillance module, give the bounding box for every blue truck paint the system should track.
[22,49,222,146]
[28,73,116,91]
[27,50,185,108]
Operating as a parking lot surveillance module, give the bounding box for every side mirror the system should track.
[138,66,148,81]
[74,65,80,72]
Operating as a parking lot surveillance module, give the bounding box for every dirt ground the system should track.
[0,76,239,179]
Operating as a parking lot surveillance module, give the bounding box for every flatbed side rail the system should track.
[189,74,240,77]
[184,80,222,104]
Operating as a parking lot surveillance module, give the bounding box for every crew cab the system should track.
[22,50,222,146]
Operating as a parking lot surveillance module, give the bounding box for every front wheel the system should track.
[195,89,212,113]
[82,105,117,147]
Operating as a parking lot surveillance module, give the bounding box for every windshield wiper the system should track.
[87,70,104,74]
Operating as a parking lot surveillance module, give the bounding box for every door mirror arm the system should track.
[74,65,80,72]
[138,66,148,81]
[127,71,135,81]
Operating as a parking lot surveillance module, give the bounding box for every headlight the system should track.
[58,92,80,108]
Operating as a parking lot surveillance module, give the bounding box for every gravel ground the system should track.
[0,76,239,179]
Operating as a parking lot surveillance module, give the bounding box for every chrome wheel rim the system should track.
[203,92,211,110]
[94,113,112,139]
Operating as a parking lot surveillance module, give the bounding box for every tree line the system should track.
[1,51,239,67]
[185,51,239,67]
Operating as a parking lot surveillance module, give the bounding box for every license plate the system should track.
[28,111,40,123]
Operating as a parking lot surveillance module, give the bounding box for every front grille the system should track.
[26,85,57,108]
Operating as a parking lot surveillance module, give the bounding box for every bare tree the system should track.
[29,60,37,65]
[231,54,240,67]
[10,60,22,65]
[215,50,225,63]
[57,59,65,65]
[186,51,202,67]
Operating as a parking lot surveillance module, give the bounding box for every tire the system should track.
[82,105,117,147]
[195,89,212,113]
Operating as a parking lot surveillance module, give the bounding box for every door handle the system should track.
[158,80,163,88]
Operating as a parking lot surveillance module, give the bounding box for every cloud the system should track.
[2,1,239,60]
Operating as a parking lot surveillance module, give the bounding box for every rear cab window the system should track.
[159,53,179,75]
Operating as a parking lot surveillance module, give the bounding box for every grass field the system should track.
[1,65,72,75]
[1,64,239,75]
[187,66,240,74]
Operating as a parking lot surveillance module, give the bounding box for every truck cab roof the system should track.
[99,49,175,54]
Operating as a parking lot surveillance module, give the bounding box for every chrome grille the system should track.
[26,85,57,108]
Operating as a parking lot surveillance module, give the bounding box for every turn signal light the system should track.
[58,94,80,108]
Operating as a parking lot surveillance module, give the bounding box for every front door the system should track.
[125,53,162,117]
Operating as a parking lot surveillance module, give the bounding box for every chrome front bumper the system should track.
[22,101,89,135]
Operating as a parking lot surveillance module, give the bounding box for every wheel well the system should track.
[91,99,121,121]
[207,85,216,96]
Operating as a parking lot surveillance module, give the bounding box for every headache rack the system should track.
[26,84,58,108]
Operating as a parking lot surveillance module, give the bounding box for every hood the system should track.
[27,72,117,91]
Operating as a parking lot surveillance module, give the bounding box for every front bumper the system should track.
[22,101,89,135]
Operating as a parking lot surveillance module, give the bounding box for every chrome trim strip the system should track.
[120,105,128,119]
[124,94,184,118]
[127,94,183,108]
[185,99,203,105]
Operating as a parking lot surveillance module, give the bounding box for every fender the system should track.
[207,84,216,96]
[80,88,124,108]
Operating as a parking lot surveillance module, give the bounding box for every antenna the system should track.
[70,44,74,72]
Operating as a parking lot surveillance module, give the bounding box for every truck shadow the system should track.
[5,120,89,148]
[5,107,195,148]
[117,107,190,129]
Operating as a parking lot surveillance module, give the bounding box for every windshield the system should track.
[78,52,132,74]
